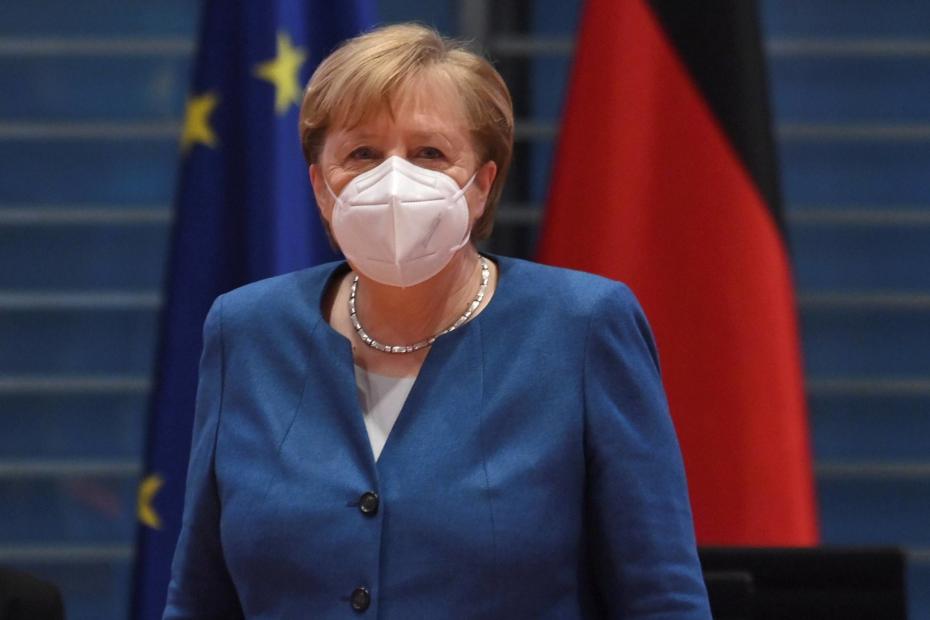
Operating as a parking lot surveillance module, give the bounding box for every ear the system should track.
[309,163,334,225]
[469,160,498,221]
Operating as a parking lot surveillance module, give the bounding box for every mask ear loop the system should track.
[446,169,482,254]
[453,170,479,200]
[324,179,342,207]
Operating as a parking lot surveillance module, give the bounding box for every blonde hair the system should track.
[299,23,514,241]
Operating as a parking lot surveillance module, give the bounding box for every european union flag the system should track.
[131,2,376,617]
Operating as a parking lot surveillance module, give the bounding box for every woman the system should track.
[165,23,711,619]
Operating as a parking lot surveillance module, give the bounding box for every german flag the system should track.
[538,0,818,545]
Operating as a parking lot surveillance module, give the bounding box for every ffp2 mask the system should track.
[326,156,477,287]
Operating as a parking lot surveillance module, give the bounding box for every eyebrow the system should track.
[337,130,383,142]
[406,129,458,146]
[338,128,460,148]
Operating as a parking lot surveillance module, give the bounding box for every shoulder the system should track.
[211,260,346,332]
[492,255,658,366]
[494,254,643,318]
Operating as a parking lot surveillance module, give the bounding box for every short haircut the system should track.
[299,23,515,241]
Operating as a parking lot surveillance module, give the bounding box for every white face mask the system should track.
[325,156,478,288]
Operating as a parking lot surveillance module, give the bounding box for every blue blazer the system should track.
[164,255,710,619]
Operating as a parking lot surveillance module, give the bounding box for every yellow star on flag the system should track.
[254,32,307,115]
[180,92,219,154]
[137,473,165,530]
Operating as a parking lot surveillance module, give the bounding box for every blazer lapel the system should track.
[375,319,485,476]
[289,320,381,486]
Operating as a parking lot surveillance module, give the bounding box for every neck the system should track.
[352,245,483,345]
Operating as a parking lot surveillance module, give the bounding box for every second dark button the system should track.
[359,491,379,516]
[351,586,370,611]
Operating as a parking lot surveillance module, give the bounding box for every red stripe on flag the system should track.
[538,0,818,545]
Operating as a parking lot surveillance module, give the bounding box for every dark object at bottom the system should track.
[0,567,65,620]
[700,546,907,620]
[703,570,754,620]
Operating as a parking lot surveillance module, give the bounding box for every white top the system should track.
[353,364,416,461]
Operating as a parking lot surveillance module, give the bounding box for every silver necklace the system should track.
[349,257,491,354]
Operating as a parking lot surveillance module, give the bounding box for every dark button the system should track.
[358,491,379,516]
[350,586,370,612]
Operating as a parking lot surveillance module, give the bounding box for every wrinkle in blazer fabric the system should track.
[163,255,711,619]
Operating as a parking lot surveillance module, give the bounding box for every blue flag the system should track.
[131,2,376,617]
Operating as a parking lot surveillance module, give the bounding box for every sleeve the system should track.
[163,294,244,619]
[583,284,711,619]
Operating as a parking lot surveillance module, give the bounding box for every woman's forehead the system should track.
[333,69,470,137]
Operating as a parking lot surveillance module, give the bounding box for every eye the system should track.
[415,146,445,160]
[348,146,378,160]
